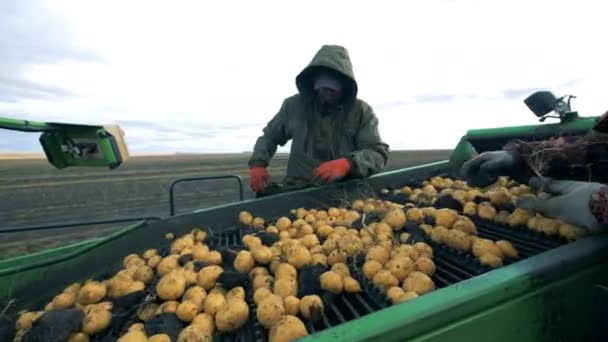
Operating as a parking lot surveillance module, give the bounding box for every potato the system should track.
[300,234,320,249]
[133,265,154,285]
[415,257,436,276]
[165,232,175,240]
[399,232,411,244]
[445,229,472,252]
[257,294,286,328]
[239,211,254,225]
[234,250,255,274]
[331,263,351,278]
[405,208,424,224]
[68,332,90,342]
[435,208,458,228]
[393,245,420,261]
[253,275,274,290]
[157,255,180,276]
[215,298,249,332]
[477,202,497,220]
[452,216,477,235]
[156,271,187,301]
[559,223,586,241]
[148,335,171,342]
[495,210,510,224]
[395,291,419,304]
[274,277,298,298]
[287,245,312,268]
[267,226,279,234]
[52,292,76,309]
[171,239,189,255]
[316,224,334,238]
[275,263,298,279]
[82,309,112,334]
[191,244,210,260]
[430,226,449,244]
[204,292,226,316]
[413,242,433,259]
[403,271,435,295]
[250,266,270,279]
[366,246,390,266]
[202,251,223,265]
[194,230,207,242]
[136,302,158,321]
[299,295,324,321]
[254,287,273,305]
[177,324,212,342]
[284,296,300,316]
[479,253,503,268]
[226,286,246,301]
[142,249,158,260]
[117,330,147,342]
[320,271,344,294]
[343,276,362,293]
[77,281,107,305]
[251,245,273,265]
[362,260,383,280]
[15,311,43,330]
[373,270,399,290]
[158,301,179,314]
[496,240,518,258]
[123,254,140,267]
[252,217,265,228]
[386,286,406,304]
[472,239,503,259]
[336,235,363,257]
[299,225,315,237]
[269,315,309,342]
[463,202,477,216]
[147,255,162,269]
[82,301,113,315]
[276,217,292,231]
[386,256,414,282]
[327,249,348,265]
[374,222,393,236]
[311,253,328,267]
[192,313,215,335]
[177,301,200,322]
[242,235,262,249]
[197,265,223,290]
[507,208,532,227]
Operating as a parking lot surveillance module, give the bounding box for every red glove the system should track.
[250,166,270,192]
[313,158,351,181]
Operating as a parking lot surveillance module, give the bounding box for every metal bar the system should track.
[169,174,244,216]
[0,117,52,132]
[0,217,161,234]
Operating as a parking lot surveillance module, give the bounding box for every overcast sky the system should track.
[0,0,606,154]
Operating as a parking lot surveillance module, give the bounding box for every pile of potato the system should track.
[14,175,586,342]
[390,176,587,241]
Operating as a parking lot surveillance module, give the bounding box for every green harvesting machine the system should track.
[0,91,606,341]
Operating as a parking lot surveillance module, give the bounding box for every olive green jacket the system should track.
[249,45,390,188]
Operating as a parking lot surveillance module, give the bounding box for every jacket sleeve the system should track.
[248,100,292,168]
[346,104,390,178]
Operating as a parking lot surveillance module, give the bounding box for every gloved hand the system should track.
[249,166,270,193]
[460,151,517,187]
[313,158,351,182]
[517,177,604,232]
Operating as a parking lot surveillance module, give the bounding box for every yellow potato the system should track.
[463,202,477,216]
[330,263,351,278]
[215,298,249,332]
[435,208,458,228]
[157,255,180,276]
[430,226,449,244]
[373,270,399,290]
[300,295,324,321]
[197,265,223,290]
[327,249,348,266]
[156,271,186,301]
[558,223,586,241]
[275,263,298,279]
[362,260,384,280]
[284,296,300,316]
[403,271,435,295]
[252,217,265,228]
[479,253,503,268]
[192,313,215,335]
[250,266,270,280]
[386,286,406,304]
[234,250,255,274]
[477,202,497,221]
[239,211,254,225]
[253,275,274,290]
[68,332,90,342]
[320,271,344,294]
[496,240,518,258]
[136,302,158,321]
[414,242,433,259]
[300,234,320,249]
[177,301,200,322]
[269,315,309,342]
[142,249,158,260]
[406,208,424,223]
[452,216,477,235]
[133,265,154,285]
[253,287,273,305]
[287,245,312,269]
[77,281,107,305]
[148,335,171,342]
[472,239,503,259]
[15,311,43,330]
[415,257,436,276]
[257,294,286,328]
[157,301,179,314]
[366,246,390,266]
[176,324,212,342]
[117,330,147,342]
[202,251,222,265]
[507,208,532,227]
[82,309,112,335]
[444,229,472,252]
[276,217,292,231]
[311,253,328,267]
[203,292,226,316]
[251,246,273,265]
[52,292,76,309]
[147,255,162,269]
[191,244,210,260]
[343,276,362,293]
[274,277,298,298]
[386,256,415,282]
[226,287,246,301]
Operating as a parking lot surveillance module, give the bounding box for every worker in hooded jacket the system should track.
[248,45,389,195]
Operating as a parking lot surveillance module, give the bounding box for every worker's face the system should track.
[317,87,342,106]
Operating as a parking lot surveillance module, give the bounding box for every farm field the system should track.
[0,150,451,259]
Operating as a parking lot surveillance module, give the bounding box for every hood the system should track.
[295,45,358,106]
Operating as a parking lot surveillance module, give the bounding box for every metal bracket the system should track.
[169,174,245,216]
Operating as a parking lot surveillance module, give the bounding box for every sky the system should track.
[0,0,606,154]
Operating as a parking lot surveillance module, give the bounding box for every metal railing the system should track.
[168,174,245,216]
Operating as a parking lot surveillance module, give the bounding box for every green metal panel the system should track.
[0,117,51,132]
[465,116,598,139]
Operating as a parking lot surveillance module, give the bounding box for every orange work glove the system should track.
[313,158,352,181]
[250,166,270,192]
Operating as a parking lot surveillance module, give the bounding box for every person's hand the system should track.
[249,166,270,192]
[517,177,604,232]
[313,158,351,182]
[460,151,517,187]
